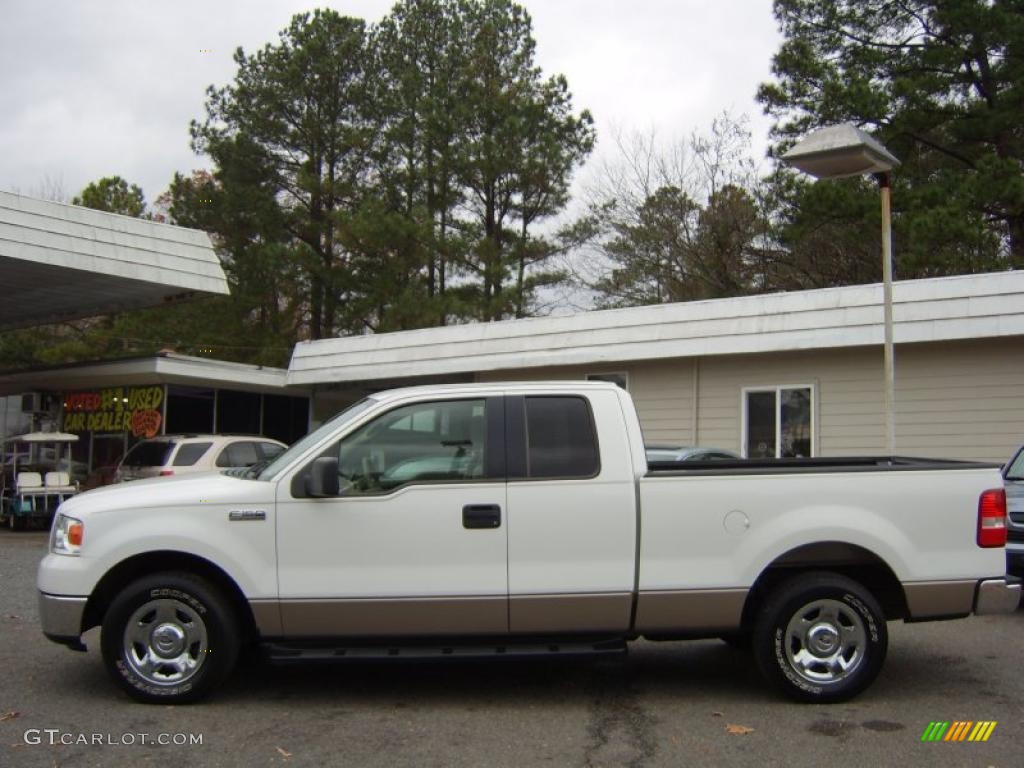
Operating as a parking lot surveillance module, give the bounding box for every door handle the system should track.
[463,504,501,529]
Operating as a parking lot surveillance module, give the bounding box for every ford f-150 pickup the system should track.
[37,382,1020,704]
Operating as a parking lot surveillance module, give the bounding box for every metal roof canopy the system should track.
[0,191,229,330]
[0,352,294,397]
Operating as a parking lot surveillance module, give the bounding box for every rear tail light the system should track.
[159,469,175,477]
[977,488,1007,548]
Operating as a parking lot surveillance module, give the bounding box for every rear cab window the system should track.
[513,395,600,479]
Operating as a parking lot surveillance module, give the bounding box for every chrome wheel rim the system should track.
[783,598,866,686]
[123,598,208,686]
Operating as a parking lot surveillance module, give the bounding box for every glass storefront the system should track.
[54,384,310,487]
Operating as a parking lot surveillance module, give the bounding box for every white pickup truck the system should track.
[38,382,1019,704]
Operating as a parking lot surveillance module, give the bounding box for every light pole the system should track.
[781,124,901,457]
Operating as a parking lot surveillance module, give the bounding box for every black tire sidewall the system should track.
[754,573,887,703]
[100,573,238,704]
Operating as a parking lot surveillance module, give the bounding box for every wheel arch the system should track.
[740,541,909,630]
[83,551,258,642]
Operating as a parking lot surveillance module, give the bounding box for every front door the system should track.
[275,396,508,637]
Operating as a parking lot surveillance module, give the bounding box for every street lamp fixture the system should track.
[781,124,901,457]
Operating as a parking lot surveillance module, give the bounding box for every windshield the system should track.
[256,398,376,481]
[1006,446,1024,481]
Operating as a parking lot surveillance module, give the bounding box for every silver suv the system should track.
[115,435,287,482]
[1004,444,1024,578]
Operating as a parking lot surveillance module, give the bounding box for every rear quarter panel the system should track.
[638,467,1006,591]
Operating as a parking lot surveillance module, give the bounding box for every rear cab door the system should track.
[504,386,639,633]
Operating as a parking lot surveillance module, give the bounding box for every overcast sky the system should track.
[0,0,782,205]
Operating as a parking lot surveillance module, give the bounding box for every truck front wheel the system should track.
[753,572,887,703]
[100,572,239,704]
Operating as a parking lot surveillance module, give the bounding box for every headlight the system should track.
[51,513,84,556]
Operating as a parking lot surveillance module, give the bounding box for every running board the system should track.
[262,638,627,662]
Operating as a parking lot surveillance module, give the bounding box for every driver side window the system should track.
[326,399,488,495]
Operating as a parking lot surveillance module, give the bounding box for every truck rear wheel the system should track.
[753,572,887,703]
[100,572,239,704]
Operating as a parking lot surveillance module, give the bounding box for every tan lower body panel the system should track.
[273,596,507,637]
[903,580,976,619]
[509,593,632,633]
[634,589,748,633]
[250,600,283,636]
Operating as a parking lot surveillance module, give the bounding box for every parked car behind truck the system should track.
[37,382,1018,704]
[115,434,287,481]
[1003,444,1024,577]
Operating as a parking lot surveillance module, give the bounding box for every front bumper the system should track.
[38,592,87,647]
[974,578,1021,615]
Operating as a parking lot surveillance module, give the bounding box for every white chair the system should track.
[14,472,44,516]
[44,471,77,504]
[16,472,42,492]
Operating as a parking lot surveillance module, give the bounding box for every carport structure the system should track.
[0,190,228,330]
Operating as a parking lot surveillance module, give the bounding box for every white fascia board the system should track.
[0,356,291,396]
[154,356,289,389]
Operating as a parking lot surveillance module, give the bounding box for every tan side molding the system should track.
[634,589,748,633]
[903,580,976,619]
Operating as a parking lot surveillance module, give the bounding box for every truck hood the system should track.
[57,472,275,519]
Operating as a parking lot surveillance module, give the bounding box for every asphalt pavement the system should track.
[1,528,1022,768]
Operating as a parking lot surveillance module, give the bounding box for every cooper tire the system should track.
[753,571,887,703]
[100,572,239,704]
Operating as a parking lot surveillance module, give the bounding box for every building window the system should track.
[742,385,814,458]
[165,386,215,434]
[216,390,262,435]
[586,372,628,390]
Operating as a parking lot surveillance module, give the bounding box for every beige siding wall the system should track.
[475,336,1024,462]
[697,347,883,456]
[629,361,695,445]
[895,339,1024,461]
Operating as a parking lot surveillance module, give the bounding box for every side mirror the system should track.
[305,456,340,498]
